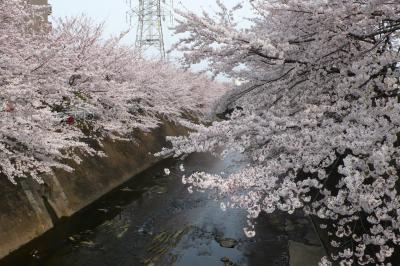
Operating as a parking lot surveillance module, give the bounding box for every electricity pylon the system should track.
[126,0,173,60]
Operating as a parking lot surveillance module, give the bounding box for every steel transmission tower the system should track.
[126,0,173,60]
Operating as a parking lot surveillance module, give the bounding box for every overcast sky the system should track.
[48,0,252,78]
[48,0,251,53]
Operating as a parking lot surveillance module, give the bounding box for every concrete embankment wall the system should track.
[0,120,186,259]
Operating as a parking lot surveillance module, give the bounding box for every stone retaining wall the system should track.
[0,120,186,259]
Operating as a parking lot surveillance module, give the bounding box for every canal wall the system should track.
[0,120,187,259]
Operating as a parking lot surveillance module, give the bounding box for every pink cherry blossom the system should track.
[162,1,400,264]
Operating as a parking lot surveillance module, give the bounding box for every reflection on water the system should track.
[0,153,324,266]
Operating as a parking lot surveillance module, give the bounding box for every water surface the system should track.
[0,153,324,266]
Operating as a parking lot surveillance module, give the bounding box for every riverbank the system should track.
[0,120,187,260]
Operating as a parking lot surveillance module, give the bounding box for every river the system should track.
[0,153,324,266]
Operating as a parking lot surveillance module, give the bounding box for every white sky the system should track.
[48,0,252,79]
[48,0,252,54]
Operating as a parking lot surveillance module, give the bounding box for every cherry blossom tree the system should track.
[161,0,400,265]
[0,0,226,184]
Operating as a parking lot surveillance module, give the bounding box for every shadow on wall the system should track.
[0,119,188,259]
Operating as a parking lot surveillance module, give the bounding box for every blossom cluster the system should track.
[0,0,226,184]
[161,0,400,264]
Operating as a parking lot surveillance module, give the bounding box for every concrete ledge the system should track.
[0,120,187,259]
[289,240,325,266]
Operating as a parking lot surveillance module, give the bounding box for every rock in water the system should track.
[218,238,238,248]
[221,256,236,266]
[120,187,133,192]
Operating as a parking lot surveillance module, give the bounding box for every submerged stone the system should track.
[218,238,238,248]
[221,256,236,266]
[152,185,167,194]
[221,256,230,262]
[120,187,133,192]
[79,240,95,248]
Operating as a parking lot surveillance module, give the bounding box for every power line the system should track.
[126,0,173,60]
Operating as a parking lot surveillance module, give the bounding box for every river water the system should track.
[0,153,324,266]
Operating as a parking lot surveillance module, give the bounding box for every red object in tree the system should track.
[3,102,14,112]
[66,116,75,125]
